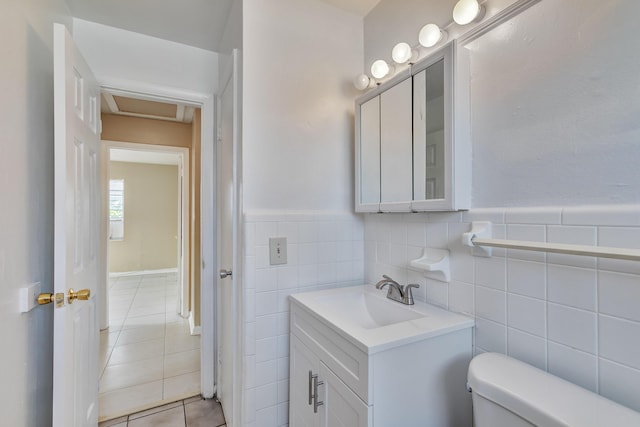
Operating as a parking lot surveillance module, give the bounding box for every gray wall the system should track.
[0,0,72,425]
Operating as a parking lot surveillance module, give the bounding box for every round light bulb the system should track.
[353,74,371,91]
[391,42,413,64]
[453,0,481,25]
[371,59,390,79]
[419,24,445,48]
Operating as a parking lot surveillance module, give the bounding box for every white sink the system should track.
[290,285,474,353]
[311,288,424,329]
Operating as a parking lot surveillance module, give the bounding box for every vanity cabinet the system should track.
[355,41,470,212]
[289,297,473,427]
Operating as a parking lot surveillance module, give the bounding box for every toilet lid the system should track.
[467,353,640,427]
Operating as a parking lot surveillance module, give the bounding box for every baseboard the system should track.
[189,312,201,336]
[109,268,178,278]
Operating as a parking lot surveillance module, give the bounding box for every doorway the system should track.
[97,93,204,420]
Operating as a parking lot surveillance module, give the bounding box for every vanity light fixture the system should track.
[371,59,393,79]
[452,0,485,25]
[391,42,418,64]
[353,74,373,90]
[418,24,448,48]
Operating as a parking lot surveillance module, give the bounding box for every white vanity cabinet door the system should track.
[290,336,321,427]
[320,362,371,427]
[380,77,413,212]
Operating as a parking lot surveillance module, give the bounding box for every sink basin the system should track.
[290,285,474,353]
[312,289,424,329]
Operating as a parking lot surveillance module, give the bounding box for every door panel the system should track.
[290,336,321,427]
[320,363,370,427]
[53,23,101,426]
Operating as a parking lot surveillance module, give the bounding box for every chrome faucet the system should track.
[375,275,420,305]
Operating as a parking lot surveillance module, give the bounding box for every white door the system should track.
[52,23,101,426]
[216,50,242,425]
[290,336,321,427]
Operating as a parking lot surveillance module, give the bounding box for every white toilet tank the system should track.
[467,352,640,427]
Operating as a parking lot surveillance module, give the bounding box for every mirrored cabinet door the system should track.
[380,78,412,211]
[358,96,381,210]
[413,58,447,203]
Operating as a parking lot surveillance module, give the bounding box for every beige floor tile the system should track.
[109,338,165,365]
[98,415,127,427]
[164,349,200,378]
[128,304,166,318]
[166,321,191,337]
[129,401,183,420]
[122,313,166,330]
[126,401,185,425]
[99,380,163,420]
[163,371,201,401]
[117,324,165,346]
[185,398,226,427]
[166,311,187,323]
[165,333,201,354]
[100,330,120,351]
[100,357,164,393]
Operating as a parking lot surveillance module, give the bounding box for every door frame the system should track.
[101,141,190,319]
[97,84,217,398]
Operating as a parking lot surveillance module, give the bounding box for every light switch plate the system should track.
[269,237,287,265]
[20,282,41,313]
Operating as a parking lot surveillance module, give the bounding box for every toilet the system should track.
[467,352,640,427]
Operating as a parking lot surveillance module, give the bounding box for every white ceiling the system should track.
[65,0,382,52]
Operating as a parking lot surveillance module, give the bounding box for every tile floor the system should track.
[99,273,201,421]
[98,396,226,427]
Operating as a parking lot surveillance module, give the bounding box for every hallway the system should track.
[99,273,201,420]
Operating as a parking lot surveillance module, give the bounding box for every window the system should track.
[109,179,124,240]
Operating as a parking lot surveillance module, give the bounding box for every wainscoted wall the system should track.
[364,205,640,412]
[242,212,365,426]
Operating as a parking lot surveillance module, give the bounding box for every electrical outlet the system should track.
[269,237,287,265]
[19,282,41,313]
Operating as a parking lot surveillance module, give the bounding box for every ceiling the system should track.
[65,0,382,52]
[101,92,196,123]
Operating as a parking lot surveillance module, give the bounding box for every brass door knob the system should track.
[37,292,65,307]
[67,288,90,304]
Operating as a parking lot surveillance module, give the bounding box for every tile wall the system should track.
[241,212,365,427]
[364,205,640,413]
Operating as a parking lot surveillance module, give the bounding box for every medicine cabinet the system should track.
[355,41,470,212]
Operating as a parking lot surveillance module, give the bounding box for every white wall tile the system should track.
[245,322,256,356]
[277,335,289,359]
[277,380,289,405]
[548,342,597,392]
[547,264,596,311]
[255,397,278,421]
[563,205,640,227]
[298,222,319,243]
[548,303,596,354]
[449,280,474,316]
[599,359,640,412]
[475,286,506,324]
[256,337,277,363]
[255,291,278,317]
[598,227,640,275]
[462,208,505,224]
[475,257,506,291]
[547,225,597,268]
[277,357,289,381]
[507,259,546,299]
[390,222,408,245]
[278,221,299,243]
[407,222,426,247]
[507,294,546,338]
[245,223,257,256]
[426,280,448,308]
[598,271,640,322]
[425,222,448,248]
[276,312,289,336]
[277,267,298,290]
[245,256,257,290]
[507,328,546,371]
[475,318,507,354]
[255,360,277,387]
[298,264,319,287]
[245,355,256,389]
[256,221,279,246]
[599,315,640,370]
[256,245,270,269]
[507,224,546,262]
[255,315,278,340]
[256,268,278,293]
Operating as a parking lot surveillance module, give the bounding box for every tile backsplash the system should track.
[242,205,640,427]
[242,211,365,427]
[364,205,640,413]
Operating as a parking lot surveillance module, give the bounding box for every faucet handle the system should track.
[403,284,420,305]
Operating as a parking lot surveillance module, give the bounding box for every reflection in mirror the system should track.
[414,58,445,200]
[359,96,381,206]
